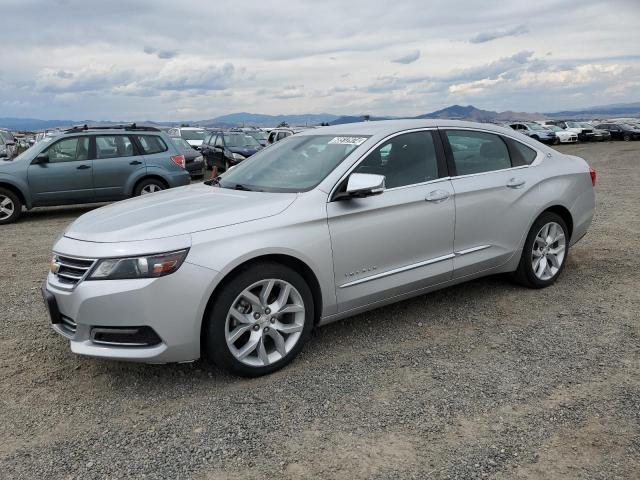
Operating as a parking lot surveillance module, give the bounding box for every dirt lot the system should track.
[1,141,639,479]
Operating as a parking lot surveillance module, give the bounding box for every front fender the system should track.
[0,174,32,208]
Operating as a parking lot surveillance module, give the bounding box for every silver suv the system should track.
[0,124,190,224]
[44,120,595,376]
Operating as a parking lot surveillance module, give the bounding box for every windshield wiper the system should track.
[233,184,253,191]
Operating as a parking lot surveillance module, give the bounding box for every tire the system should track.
[623,134,631,142]
[531,135,540,141]
[512,212,569,289]
[134,178,166,196]
[0,187,22,225]
[552,137,560,145]
[204,262,314,377]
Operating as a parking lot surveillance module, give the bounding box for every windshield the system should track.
[219,134,369,192]
[246,130,267,142]
[620,123,637,129]
[578,123,593,128]
[566,122,581,128]
[525,123,545,131]
[171,137,194,151]
[224,133,261,148]
[180,129,206,141]
[545,125,561,132]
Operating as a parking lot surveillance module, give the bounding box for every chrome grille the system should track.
[52,254,96,288]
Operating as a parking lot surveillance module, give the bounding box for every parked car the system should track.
[243,129,268,147]
[0,129,17,159]
[508,122,557,144]
[170,137,205,178]
[201,131,262,171]
[267,127,297,145]
[0,124,190,224]
[42,120,595,376]
[545,121,594,141]
[167,127,208,150]
[594,123,640,141]
[576,122,611,142]
[542,125,578,143]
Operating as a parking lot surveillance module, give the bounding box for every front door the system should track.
[327,130,455,313]
[92,134,145,201]
[27,136,94,205]
[441,128,542,278]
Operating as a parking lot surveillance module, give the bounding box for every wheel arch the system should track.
[0,181,29,209]
[542,204,574,240]
[131,175,169,196]
[199,253,324,351]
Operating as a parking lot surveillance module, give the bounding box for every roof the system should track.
[297,119,519,138]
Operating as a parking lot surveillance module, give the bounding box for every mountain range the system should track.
[1,102,638,131]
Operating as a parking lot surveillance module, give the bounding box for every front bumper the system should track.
[44,259,218,363]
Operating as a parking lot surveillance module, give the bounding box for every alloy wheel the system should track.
[531,221,566,281]
[0,195,15,220]
[141,184,162,195]
[225,279,305,367]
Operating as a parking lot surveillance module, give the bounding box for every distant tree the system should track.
[277,121,289,128]
[180,123,190,127]
[363,115,370,122]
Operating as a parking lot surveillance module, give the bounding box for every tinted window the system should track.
[508,139,537,166]
[268,132,277,143]
[96,135,134,159]
[214,135,223,147]
[46,137,89,163]
[136,135,167,155]
[446,130,511,175]
[354,131,439,189]
[277,131,290,141]
[180,129,206,141]
[224,133,260,147]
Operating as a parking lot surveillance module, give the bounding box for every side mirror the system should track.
[33,153,49,164]
[336,173,385,200]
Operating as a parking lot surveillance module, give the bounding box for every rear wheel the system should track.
[205,262,314,377]
[134,178,166,196]
[623,134,631,141]
[512,212,569,288]
[0,188,22,225]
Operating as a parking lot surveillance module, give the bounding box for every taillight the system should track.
[171,155,186,169]
[589,166,596,186]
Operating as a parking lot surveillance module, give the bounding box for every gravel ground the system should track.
[1,141,639,479]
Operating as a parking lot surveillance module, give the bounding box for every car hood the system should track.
[64,184,298,243]
[228,146,261,157]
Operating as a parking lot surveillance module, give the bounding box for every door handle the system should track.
[506,178,525,189]
[76,164,91,170]
[129,160,142,165]
[425,190,450,203]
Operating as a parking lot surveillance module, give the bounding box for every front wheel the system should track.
[0,188,22,225]
[512,212,569,288]
[553,137,560,145]
[204,262,314,377]
[623,134,631,141]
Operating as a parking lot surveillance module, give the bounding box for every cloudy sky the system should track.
[1,0,639,120]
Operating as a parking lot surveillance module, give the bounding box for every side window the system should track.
[46,137,89,163]
[214,135,224,147]
[276,131,289,141]
[446,130,511,176]
[136,135,167,155]
[268,132,277,143]
[353,131,439,189]
[507,138,537,166]
[96,135,134,159]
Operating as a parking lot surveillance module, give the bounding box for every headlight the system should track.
[231,152,246,161]
[88,250,188,280]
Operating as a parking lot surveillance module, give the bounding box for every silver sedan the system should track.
[44,120,596,376]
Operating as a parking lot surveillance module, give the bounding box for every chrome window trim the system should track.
[328,126,544,202]
[338,245,492,288]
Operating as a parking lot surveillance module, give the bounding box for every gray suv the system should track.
[0,124,190,224]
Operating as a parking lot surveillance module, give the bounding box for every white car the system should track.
[543,125,578,143]
[167,127,208,150]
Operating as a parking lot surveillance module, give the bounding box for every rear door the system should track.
[27,136,94,205]
[92,134,145,201]
[441,128,542,278]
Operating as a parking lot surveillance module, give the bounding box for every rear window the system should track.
[136,135,168,154]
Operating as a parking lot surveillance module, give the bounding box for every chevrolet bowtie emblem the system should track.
[50,259,60,274]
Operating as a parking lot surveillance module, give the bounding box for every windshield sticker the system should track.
[328,136,367,146]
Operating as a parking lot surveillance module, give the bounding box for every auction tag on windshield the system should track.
[328,136,367,145]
